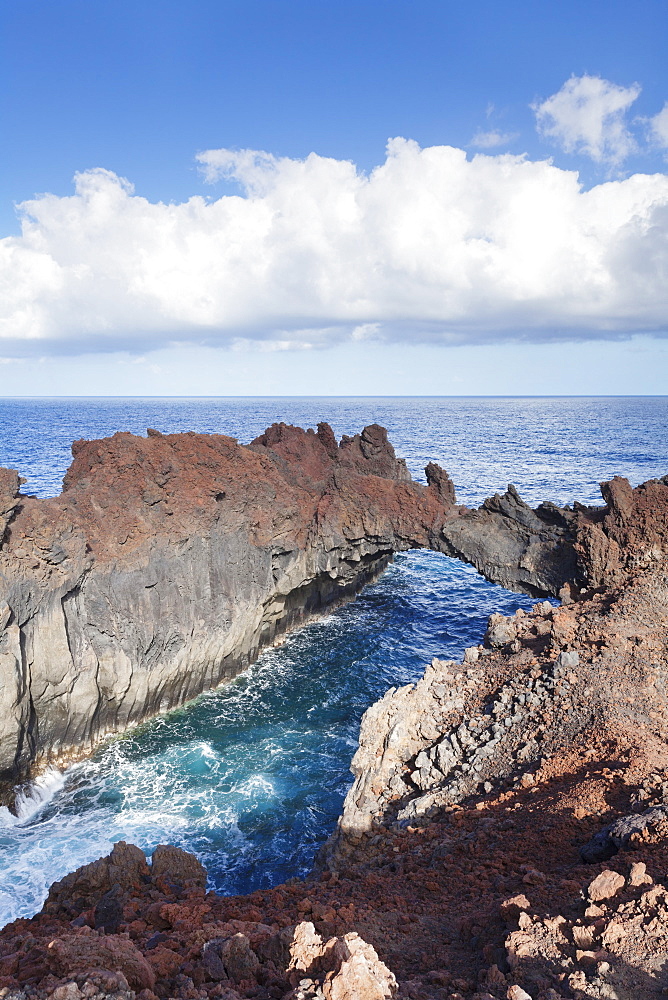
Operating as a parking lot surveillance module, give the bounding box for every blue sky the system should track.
[1,0,668,394]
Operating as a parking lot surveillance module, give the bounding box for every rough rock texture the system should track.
[3,434,668,996]
[6,732,668,999]
[2,420,667,801]
[286,921,396,999]
[2,511,668,996]
[439,474,668,600]
[327,565,668,843]
[0,422,456,796]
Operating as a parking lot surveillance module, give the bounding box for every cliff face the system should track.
[1,418,666,800]
[1,467,668,999]
[0,422,454,793]
[332,475,668,843]
[333,568,668,844]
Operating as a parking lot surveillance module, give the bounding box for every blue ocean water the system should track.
[0,397,666,926]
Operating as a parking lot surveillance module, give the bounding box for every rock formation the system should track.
[0,435,667,996]
[0,422,454,795]
[1,419,667,802]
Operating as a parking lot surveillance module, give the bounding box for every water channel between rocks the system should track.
[0,396,666,926]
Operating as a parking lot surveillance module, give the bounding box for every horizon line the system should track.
[0,394,667,402]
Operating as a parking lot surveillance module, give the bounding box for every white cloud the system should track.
[648,102,668,149]
[533,75,641,166]
[471,129,518,149]
[1,137,668,356]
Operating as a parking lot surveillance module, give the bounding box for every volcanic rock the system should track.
[1,421,666,797]
[46,933,155,990]
[0,422,455,795]
[2,431,668,998]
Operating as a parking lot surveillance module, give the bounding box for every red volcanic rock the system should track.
[576,474,668,587]
[1,414,667,803]
[46,842,149,916]
[0,422,456,794]
[150,845,207,890]
[47,932,156,990]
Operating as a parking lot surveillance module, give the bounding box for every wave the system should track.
[0,768,66,829]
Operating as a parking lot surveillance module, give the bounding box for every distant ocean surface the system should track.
[0,396,666,926]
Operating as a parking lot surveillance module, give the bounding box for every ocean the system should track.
[0,396,666,926]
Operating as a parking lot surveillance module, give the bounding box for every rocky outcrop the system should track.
[331,565,668,844]
[439,474,668,600]
[0,422,455,796]
[0,840,398,1000]
[1,417,667,802]
[1,459,668,997]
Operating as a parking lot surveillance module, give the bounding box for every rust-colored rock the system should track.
[587,869,625,901]
[2,420,667,798]
[2,434,668,998]
[150,844,206,889]
[0,422,457,794]
[46,932,156,990]
[46,841,149,917]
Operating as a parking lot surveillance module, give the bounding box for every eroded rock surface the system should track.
[1,461,668,997]
[0,422,456,794]
[331,566,668,842]
[2,420,667,799]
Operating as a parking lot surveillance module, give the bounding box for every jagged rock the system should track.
[93,884,124,933]
[485,613,517,648]
[587,870,625,902]
[46,933,155,990]
[580,805,668,862]
[507,987,533,1000]
[0,423,456,795]
[3,437,668,999]
[500,895,531,920]
[439,483,581,597]
[629,862,653,886]
[218,933,259,983]
[287,922,396,999]
[1,419,666,796]
[150,844,206,888]
[46,841,149,916]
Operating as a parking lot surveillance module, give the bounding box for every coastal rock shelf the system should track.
[0,421,666,798]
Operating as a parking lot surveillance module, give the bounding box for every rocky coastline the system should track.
[1,426,667,998]
[0,422,456,798]
[2,422,662,799]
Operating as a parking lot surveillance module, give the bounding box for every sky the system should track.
[1,0,668,396]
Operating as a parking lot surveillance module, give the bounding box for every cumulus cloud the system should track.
[471,129,518,149]
[1,137,668,356]
[648,102,668,149]
[533,74,641,166]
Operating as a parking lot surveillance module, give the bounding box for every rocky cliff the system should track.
[1,419,667,803]
[0,422,456,795]
[0,463,667,998]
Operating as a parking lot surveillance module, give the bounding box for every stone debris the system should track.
[506,987,533,1000]
[287,922,396,999]
[587,871,625,902]
[46,934,155,990]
